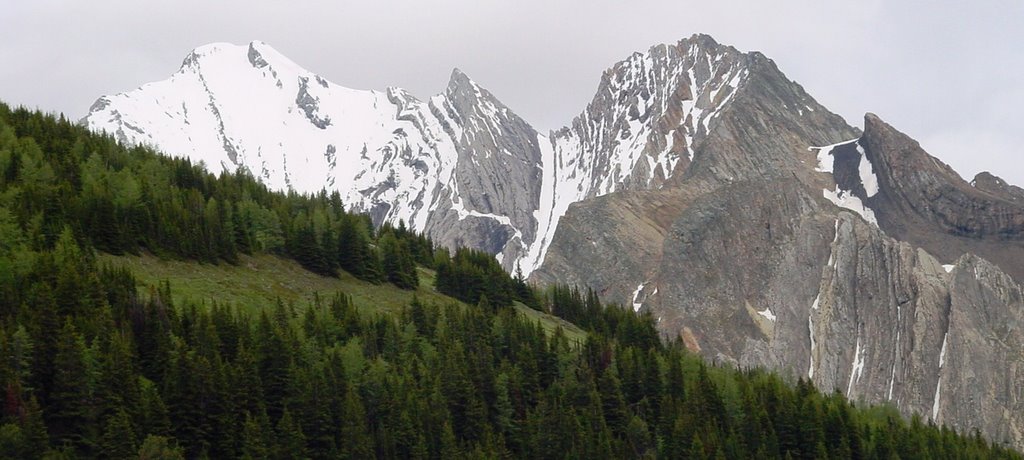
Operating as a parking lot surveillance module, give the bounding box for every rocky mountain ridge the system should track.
[83,35,769,276]
[534,110,1024,447]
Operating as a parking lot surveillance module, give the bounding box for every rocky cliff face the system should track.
[857,114,1024,281]
[536,109,1024,447]
[531,43,858,307]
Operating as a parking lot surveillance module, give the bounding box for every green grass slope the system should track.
[99,252,586,341]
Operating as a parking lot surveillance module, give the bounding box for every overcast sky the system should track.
[2,0,1021,185]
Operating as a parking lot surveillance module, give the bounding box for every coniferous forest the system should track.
[0,103,1019,458]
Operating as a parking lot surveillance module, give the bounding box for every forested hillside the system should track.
[0,104,1018,458]
[0,103,436,289]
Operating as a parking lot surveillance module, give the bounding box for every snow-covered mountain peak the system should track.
[84,40,551,269]
[83,35,788,278]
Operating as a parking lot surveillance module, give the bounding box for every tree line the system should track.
[0,103,423,291]
[0,229,1015,458]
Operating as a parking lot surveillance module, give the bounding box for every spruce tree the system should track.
[339,385,373,460]
[47,320,90,452]
[101,408,138,458]
[274,409,307,460]
[137,435,185,460]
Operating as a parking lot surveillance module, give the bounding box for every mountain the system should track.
[83,35,771,276]
[83,35,1024,448]
[532,91,1024,447]
[10,106,1020,458]
[85,41,545,268]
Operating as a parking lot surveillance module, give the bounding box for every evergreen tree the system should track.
[274,409,307,460]
[47,320,91,453]
[339,385,373,460]
[137,435,185,460]
[0,423,25,459]
[239,412,269,460]
[100,408,138,459]
[379,232,418,290]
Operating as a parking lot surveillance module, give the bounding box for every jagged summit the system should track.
[83,36,788,277]
[446,67,472,88]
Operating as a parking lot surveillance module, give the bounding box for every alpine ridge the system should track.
[84,35,766,276]
[84,34,1024,449]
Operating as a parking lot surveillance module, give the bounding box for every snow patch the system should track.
[824,188,878,225]
[807,314,816,380]
[808,290,821,379]
[846,333,866,396]
[932,332,949,420]
[86,41,466,237]
[631,282,647,312]
[810,138,858,173]
[942,264,955,273]
[757,307,776,322]
[856,144,879,197]
[517,43,751,275]
[827,219,839,268]
[888,305,902,401]
[939,332,948,367]
[931,379,943,421]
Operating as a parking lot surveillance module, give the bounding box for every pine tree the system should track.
[439,421,460,460]
[138,377,171,439]
[21,396,49,459]
[0,423,25,459]
[598,369,629,436]
[137,435,185,460]
[101,408,138,459]
[240,412,269,460]
[379,232,418,290]
[339,385,373,460]
[274,409,307,460]
[47,320,91,453]
[493,372,517,441]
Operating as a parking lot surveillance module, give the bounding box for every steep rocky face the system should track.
[804,218,1024,448]
[520,35,858,277]
[536,109,1024,447]
[941,257,1024,445]
[418,69,544,260]
[856,114,1024,281]
[531,43,859,302]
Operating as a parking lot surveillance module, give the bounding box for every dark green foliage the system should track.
[434,247,521,307]
[137,435,184,460]
[378,230,418,290]
[100,408,137,458]
[0,103,433,290]
[0,230,1019,459]
[337,213,380,283]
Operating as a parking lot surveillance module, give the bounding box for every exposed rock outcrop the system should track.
[858,114,1024,281]
[537,111,1024,448]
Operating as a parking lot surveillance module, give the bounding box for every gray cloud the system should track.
[1,0,1020,184]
